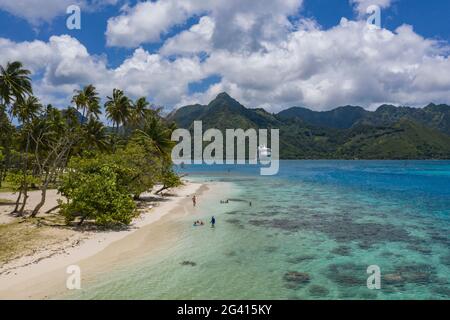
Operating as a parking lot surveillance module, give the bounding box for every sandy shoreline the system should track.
[0,180,207,299]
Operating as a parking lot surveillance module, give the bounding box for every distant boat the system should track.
[257,145,272,162]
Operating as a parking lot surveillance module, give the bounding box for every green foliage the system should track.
[0,61,33,105]
[169,92,450,159]
[337,120,450,159]
[11,96,42,124]
[0,107,14,149]
[5,171,40,191]
[112,139,162,197]
[59,156,137,226]
[136,116,175,156]
[59,133,173,225]
[1,61,181,225]
[105,88,131,131]
[72,84,101,122]
[158,166,182,194]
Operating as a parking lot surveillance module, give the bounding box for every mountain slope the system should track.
[337,120,450,159]
[355,103,450,135]
[168,92,282,131]
[278,106,369,129]
[167,93,450,159]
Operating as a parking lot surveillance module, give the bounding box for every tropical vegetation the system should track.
[0,61,180,226]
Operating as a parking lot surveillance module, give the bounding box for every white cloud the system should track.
[0,35,207,110]
[110,48,206,106]
[194,19,450,111]
[105,0,196,47]
[350,0,393,15]
[160,16,215,56]
[0,0,119,25]
[106,0,303,49]
[0,35,108,84]
[1,15,450,113]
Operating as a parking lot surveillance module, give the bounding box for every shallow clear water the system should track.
[67,161,450,300]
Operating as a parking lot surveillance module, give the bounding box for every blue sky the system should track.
[0,0,449,111]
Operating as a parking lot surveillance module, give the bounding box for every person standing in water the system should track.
[211,216,216,228]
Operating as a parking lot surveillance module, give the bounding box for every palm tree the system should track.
[71,85,101,123]
[83,118,110,152]
[63,107,81,128]
[0,107,13,187]
[129,97,150,127]
[0,62,32,194]
[11,96,42,215]
[0,61,33,113]
[11,96,42,124]
[136,116,175,157]
[105,89,131,132]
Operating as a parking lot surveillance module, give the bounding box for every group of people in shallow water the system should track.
[193,216,216,227]
[191,194,255,228]
[192,195,216,227]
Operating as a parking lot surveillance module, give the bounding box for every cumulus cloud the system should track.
[1,3,450,113]
[110,48,206,106]
[0,35,108,83]
[105,1,194,47]
[195,19,450,111]
[0,0,119,25]
[206,0,301,53]
[0,35,207,110]
[106,0,303,49]
[160,16,215,56]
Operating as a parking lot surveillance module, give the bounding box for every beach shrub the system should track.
[5,171,40,191]
[112,138,163,198]
[59,156,137,226]
[156,165,182,194]
[58,134,180,226]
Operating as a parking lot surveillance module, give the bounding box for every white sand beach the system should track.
[0,181,209,299]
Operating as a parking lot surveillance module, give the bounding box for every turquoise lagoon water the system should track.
[68,161,450,300]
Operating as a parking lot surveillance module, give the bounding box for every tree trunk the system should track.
[155,185,169,195]
[82,108,86,125]
[18,132,31,216]
[1,151,12,187]
[0,160,4,188]
[31,184,47,217]
[31,171,50,218]
[11,188,22,214]
[78,216,86,226]
[18,190,28,215]
[45,204,61,214]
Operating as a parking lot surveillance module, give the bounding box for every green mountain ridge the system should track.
[167,93,450,159]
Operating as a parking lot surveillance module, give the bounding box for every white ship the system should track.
[257,145,272,162]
